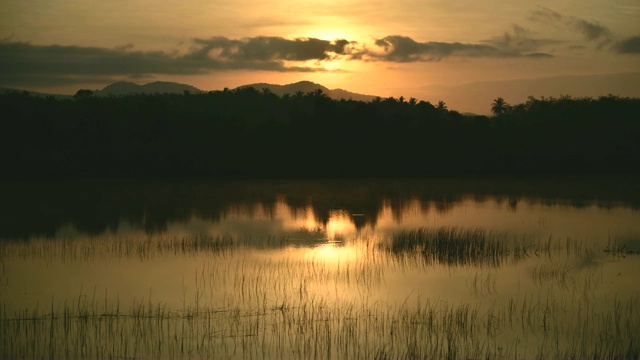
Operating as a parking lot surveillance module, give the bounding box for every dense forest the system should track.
[2,88,639,178]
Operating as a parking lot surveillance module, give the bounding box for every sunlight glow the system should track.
[310,29,350,41]
[323,58,349,71]
[291,205,320,231]
[304,243,360,264]
[325,210,356,239]
[304,14,357,42]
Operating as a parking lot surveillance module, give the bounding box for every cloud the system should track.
[529,7,612,45]
[483,25,561,54]
[0,37,351,86]
[191,36,355,62]
[613,36,640,54]
[527,7,640,54]
[1,32,555,88]
[359,35,553,62]
[525,53,554,59]
[0,23,576,89]
[574,19,611,42]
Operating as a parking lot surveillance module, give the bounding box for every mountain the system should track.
[237,81,377,102]
[98,81,203,96]
[0,87,73,99]
[3,80,378,102]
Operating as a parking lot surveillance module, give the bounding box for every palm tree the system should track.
[491,97,509,116]
[312,88,327,98]
[436,101,447,111]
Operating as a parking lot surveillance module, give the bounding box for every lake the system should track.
[1,178,639,359]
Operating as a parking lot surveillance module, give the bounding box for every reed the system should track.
[1,228,638,359]
[3,290,638,359]
[385,227,536,267]
[0,233,287,263]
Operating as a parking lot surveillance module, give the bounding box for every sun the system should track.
[311,30,348,41]
[305,21,357,42]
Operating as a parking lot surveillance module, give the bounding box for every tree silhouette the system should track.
[73,89,94,100]
[491,97,509,116]
[1,91,638,179]
[311,88,327,98]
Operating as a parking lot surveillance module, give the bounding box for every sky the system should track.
[1,0,639,114]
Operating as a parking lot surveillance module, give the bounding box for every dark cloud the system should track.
[0,42,201,78]
[524,52,554,59]
[361,35,552,62]
[530,7,612,44]
[0,37,347,86]
[1,32,556,88]
[483,25,562,54]
[530,7,563,23]
[191,36,355,62]
[613,36,640,54]
[574,19,611,42]
[0,30,559,88]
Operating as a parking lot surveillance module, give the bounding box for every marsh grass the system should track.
[385,227,540,267]
[3,287,638,359]
[0,233,289,263]
[2,228,639,359]
[604,236,640,258]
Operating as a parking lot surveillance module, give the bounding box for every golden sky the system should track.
[1,0,639,113]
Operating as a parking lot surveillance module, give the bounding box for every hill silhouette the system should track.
[96,80,376,101]
[0,86,73,99]
[98,81,204,96]
[237,81,377,102]
[3,80,378,102]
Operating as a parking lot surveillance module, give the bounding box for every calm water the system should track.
[1,178,639,359]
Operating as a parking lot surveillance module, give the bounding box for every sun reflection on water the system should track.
[3,187,640,359]
[302,243,359,263]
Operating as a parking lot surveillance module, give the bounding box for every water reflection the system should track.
[2,179,640,359]
[45,196,638,251]
[2,178,639,240]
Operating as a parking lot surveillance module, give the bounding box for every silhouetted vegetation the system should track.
[385,227,531,267]
[2,178,639,240]
[1,89,639,178]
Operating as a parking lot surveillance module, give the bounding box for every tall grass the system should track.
[1,228,638,359]
[2,288,638,359]
[385,227,540,267]
[0,233,286,263]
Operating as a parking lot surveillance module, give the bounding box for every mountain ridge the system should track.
[0,86,73,99]
[96,80,379,101]
[236,81,377,102]
[2,80,378,102]
[99,81,204,96]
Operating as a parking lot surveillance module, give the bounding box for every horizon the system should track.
[1,1,639,114]
[6,73,640,116]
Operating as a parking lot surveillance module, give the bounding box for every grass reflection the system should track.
[1,228,639,359]
[384,227,534,267]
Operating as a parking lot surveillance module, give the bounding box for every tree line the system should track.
[1,88,639,178]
